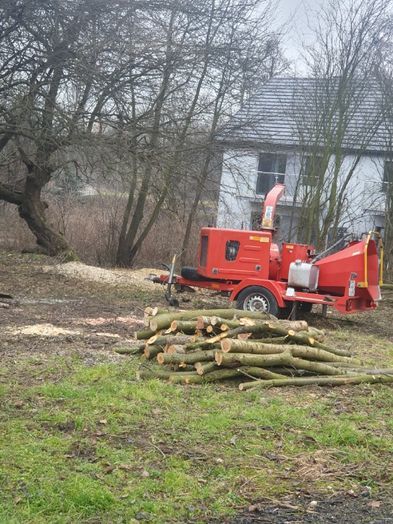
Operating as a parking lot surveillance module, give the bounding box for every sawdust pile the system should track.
[42,262,159,290]
[7,323,129,339]
[9,324,81,337]
[77,316,143,326]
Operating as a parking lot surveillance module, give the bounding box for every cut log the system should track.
[225,321,301,339]
[169,368,242,384]
[166,344,187,355]
[220,340,353,364]
[196,316,214,330]
[157,349,218,365]
[328,364,393,375]
[135,328,157,340]
[115,343,145,355]
[286,332,352,357]
[169,320,198,334]
[221,339,285,355]
[265,319,309,332]
[144,345,162,359]
[215,351,292,368]
[290,345,358,364]
[194,362,219,375]
[236,366,287,380]
[150,309,274,332]
[185,332,228,351]
[239,374,393,391]
[210,316,242,329]
[152,307,169,316]
[137,367,174,380]
[146,334,194,347]
[172,364,195,372]
[288,356,346,375]
[305,326,325,342]
[244,336,289,344]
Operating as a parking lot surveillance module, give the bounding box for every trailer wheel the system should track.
[236,286,279,316]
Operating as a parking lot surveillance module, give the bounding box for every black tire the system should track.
[236,286,279,316]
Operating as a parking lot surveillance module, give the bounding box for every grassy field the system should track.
[0,251,393,523]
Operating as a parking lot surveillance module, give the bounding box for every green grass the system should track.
[1,250,392,522]
[1,347,393,523]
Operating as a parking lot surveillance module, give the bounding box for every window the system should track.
[256,153,286,195]
[301,155,324,187]
[200,235,208,267]
[225,240,240,261]
[382,161,393,193]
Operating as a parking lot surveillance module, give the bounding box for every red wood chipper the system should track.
[154,184,383,316]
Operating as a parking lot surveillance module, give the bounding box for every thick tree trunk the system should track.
[18,196,71,256]
[1,175,74,257]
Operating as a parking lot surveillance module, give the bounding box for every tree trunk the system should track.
[18,178,74,257]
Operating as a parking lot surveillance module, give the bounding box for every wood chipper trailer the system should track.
[154,184,383,316]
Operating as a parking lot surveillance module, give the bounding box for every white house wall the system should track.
[216,148,386,241]
[337,155,385,236]
[216,149,258,229]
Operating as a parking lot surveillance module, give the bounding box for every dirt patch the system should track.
[7,323,81,337]
[75,315,143,327]
[42,261,160,291]
[225,492,393,523]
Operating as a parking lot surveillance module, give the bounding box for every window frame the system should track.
[300,154,324,188]
[256,153,286,195]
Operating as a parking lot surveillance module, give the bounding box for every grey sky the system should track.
[276,0,325,71]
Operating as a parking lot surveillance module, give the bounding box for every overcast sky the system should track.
[276,0,325,72]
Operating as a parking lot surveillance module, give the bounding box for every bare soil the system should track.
[225,492,393,523]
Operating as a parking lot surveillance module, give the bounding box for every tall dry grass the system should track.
[0,195,208,268]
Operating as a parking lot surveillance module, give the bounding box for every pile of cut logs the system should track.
[118,307,393,391]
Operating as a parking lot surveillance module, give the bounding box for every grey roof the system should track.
[217,77,391,153]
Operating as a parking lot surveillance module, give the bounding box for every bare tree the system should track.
[290,0,390,249]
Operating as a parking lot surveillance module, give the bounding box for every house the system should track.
[215,77,391,246]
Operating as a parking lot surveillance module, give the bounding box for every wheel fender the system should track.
[230,279,286,308]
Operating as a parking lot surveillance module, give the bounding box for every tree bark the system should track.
[239,374,393,391]
[144,345,162,359]
[157,349,218,365]
[18,184,72,256]
[169,368,242,384]
[194,362,218,375]
[169,320,198,334]
[150,309,273,332]
[236,366,286,380]
[215,351,292,368]
[221,339,286,355]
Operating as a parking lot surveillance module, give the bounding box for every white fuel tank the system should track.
[288,260,319,291]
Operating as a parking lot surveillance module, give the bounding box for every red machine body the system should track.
[158,184,383,315]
